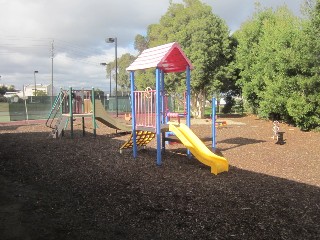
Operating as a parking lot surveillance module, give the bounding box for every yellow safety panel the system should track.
[120,131,155,150]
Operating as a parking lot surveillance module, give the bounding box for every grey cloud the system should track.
[0,0,305,92]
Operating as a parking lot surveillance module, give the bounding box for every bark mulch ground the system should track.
[0,115,319,240]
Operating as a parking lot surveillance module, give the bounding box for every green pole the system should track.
[92,87,96,137]
[60,88,63,115]
[69,87,73,139]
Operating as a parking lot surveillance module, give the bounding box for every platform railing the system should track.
[133,90,157,128]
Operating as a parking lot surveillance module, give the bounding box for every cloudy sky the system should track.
[0,0,305,94]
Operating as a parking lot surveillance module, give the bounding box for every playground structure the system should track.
[46,87,132,138]
[46,88,96,138]
[45,42,228,175]
[126,42,228,175]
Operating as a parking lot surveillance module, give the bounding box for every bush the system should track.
[0,96,8,102]
[286,95,320,131]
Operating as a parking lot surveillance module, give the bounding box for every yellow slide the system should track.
[169,122,228,175]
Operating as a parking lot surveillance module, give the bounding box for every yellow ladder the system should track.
[120,131,155,153]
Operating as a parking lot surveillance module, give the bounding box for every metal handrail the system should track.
[45,91,68,128]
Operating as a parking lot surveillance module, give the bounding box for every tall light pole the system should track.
[105,37,118,117]
[51,40,54,106]
[100,63,112,97]
[34,70,38,97]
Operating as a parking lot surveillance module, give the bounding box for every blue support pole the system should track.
[186,66,191,128]
[156,68,162,165]
[161,70,165,124]
[130,71,137,158]
[160,70,166,153]
[186,66,191,158]
[212,97,216,151]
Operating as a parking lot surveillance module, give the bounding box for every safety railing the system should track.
[133,90,157,128]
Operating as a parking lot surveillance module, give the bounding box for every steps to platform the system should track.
[120,131,155,153]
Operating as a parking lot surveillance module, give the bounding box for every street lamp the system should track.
[34,70,38,97]
[100,63,112,97]
[105,37,118,117]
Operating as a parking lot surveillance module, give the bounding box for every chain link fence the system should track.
[0,95,132,122]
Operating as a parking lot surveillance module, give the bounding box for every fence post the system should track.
[92,87,96,137]
[69,87,73,139]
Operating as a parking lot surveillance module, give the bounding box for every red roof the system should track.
[126,42,193,73]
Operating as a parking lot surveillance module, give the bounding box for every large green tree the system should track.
[286,0,320,130]
[134,0,234,118]
[234,3,320,130]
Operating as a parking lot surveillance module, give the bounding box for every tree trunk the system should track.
[191,89,206,119]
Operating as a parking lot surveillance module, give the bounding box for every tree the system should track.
[0,85,15,96]
[234,7,276,113]
[286,0,320,130]
[134,0,234,118]
[134,69,157,91]
[117,53,136,94]
[256,7,304,121]
[234,3,320,130]
[106,53,136,95]
[134,34,148,54]
[35,90,47,96]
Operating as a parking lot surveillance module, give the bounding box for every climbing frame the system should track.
[120,131,155,153]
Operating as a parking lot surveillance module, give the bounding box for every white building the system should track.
[4,91,19,97]
[2,90,21,102]
[24,84,54,96]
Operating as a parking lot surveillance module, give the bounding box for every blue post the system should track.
[130,71,137,158]
[161,70,165,124]
[160,70,166,152]
[156,68,162,165]
[212,97,216,151]
[186,66,191,158]
[186,66,191,128]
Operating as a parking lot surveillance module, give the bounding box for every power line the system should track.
[0,36,107,67]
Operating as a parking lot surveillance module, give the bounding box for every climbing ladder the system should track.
[120,131,155,153]
[46,91,68,138]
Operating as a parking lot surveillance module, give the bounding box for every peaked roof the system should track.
[126,42,193,73]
